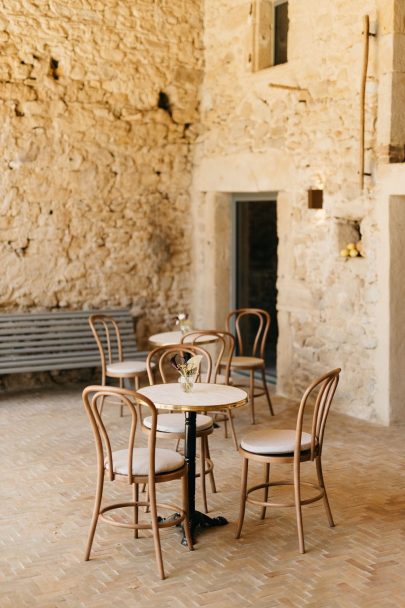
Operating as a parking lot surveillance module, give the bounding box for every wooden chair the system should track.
[225,308,274,424]
[143,345,217,514]
[82,385,193,580]
[235,368,340,554]
[181,330,239,450]
[89,314,149,416]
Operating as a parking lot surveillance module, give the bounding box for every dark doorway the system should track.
[235,200,278,379]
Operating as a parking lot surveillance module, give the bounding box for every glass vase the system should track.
[179,321,191,336]
[180,374,196,393]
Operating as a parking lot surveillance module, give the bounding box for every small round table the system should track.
[149,331,218,347]
[137,382,248,543]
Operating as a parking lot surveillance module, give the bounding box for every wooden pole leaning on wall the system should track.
[268,83,308,92]
[360,15,370,191]
[268,83,310,103]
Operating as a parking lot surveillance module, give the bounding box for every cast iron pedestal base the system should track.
[181,510,228,546]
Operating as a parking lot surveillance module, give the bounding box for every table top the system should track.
[137,382,248,413]
[149,330,218,347]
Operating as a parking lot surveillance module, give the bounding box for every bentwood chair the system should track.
[89,314,149,416]
[225,308,274,424]
[82,385,193,580]
[235,368,340,553]
[143,345,217,513]
[181,330,239,449]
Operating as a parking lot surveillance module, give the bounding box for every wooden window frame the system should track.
[251,0,288,72]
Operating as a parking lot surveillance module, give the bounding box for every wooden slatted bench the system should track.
[0,309,145,375]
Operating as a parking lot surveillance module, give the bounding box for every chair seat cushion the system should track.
[240,429,312,455]
[105,447,184,476]
[107,360,148,375]
[143,413,213,434]
[226,356,264,369]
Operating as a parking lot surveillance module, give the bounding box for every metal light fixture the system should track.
[307,189,323,209]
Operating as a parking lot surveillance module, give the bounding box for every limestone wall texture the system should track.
[0,0,203,344]
[2,0,405,424]
[192,0,401,423]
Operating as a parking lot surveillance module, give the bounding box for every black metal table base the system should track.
[157,510,228,546]
[181,510,228,546]
[156,411,230,546]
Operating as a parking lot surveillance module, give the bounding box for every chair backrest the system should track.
[82,385,158,483]
[89,315,124,382]
[226,308,270,359]
[181,330,235,384]
[146,344,212,385]
[295,368,341,460]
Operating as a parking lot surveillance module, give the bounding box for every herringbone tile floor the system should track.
[1,385,405,607]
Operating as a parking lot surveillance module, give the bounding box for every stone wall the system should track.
[0,0,203,347]
[2,0,405,423]
[192,0,400,423]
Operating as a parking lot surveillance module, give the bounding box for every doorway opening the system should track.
[234,197,278,381]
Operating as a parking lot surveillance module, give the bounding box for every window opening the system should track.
[274,1,288,65]
[252,0,288,71]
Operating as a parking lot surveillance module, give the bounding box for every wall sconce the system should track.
[308,189,323,209]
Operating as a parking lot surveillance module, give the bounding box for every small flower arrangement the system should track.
[170,353,202,393]
[175,312,191,335]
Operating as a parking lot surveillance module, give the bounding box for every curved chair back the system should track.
[181,330,235,384]
[226,308,270,359]
[88,315,123,383]
[295,369,341,461]
[146,344,212,385]
[82,385,157,484]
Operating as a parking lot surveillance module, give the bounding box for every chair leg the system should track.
[133,483,139,539]
[223,416,228,439]
[293,460,305,554]
[260,463,270,520]
[235,457,249,539]
[134,376,143,424]
[200,436,208,513]
[182,471,194,551]
[227,409,239,451]
[205,437,217,493]
[99,395,105,416]
[84,472,104,561]
[145,485,150,513]
[261,368,274,416]
[119,379,124,417]
[316,457,335,527]
[149,479,165,580]
[249,370,255,424]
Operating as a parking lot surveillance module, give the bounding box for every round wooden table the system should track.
[137,382,248,543]
[149,330,218,347]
